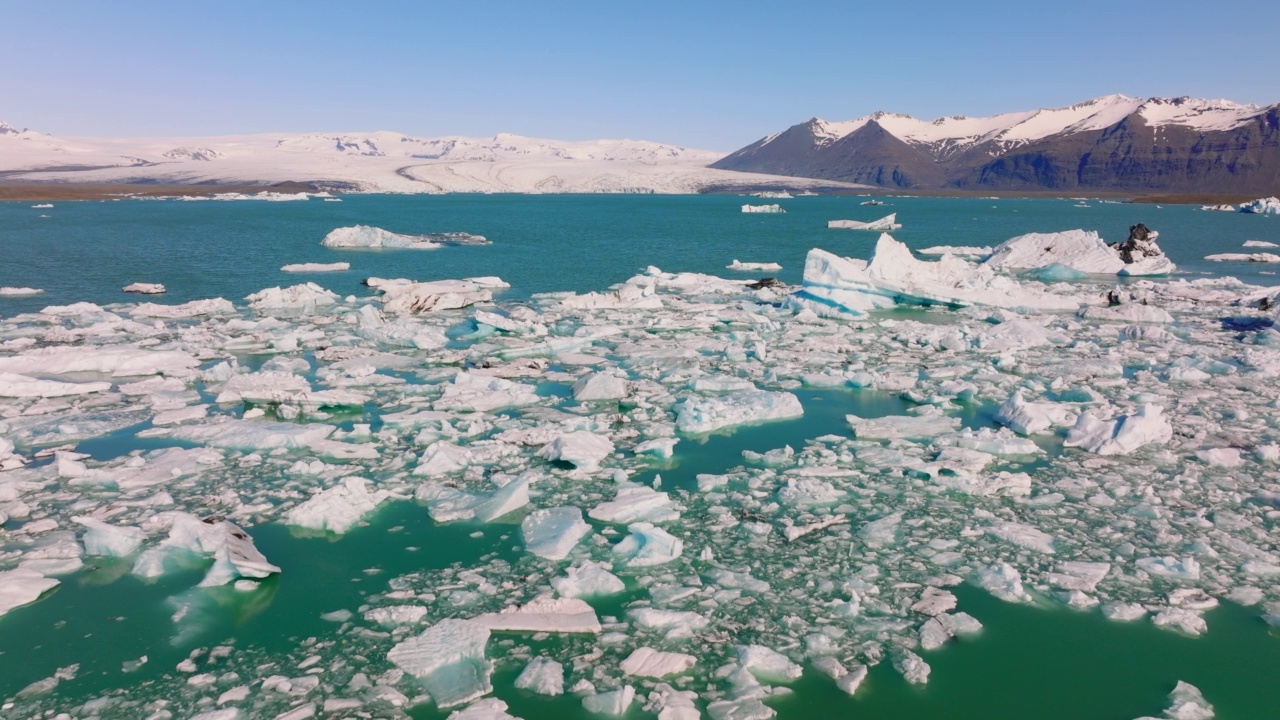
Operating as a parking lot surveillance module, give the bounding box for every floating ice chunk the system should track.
[987,522,1056,554]
[984,229,1175,276]
[73,516,145,557]
[1136,556,1201,581]
[245,283,338,311]
[938,427,1042,455]
[848,411,961,440]
[523,507,593,560]
[18,531,84,575]
[1240,197,1280,214]
[827,213,901,231]
[552,562,625,598]
[1196,448,1243,467]
[621,648,696,678]
[127,298,236,319]
[912,587,958,616]
[892,649,930,685]
[635,437,679,459]
[122,283,166,294]
[1064,404,1172,455]
[1080,303,1174,324]
[777,476,844,507]
[130,513,280,586]
[1155,681,1215,720]
[613,522,683,567]
[572,372,630,401]
[0,346,199,378]
[447,698,518,720]
[975,562,1033,603]
[322,225,488,249]
[474,597,602,634]
[436,372,540,412]
[1102,602,1148,622]
[1152,607,1208,636]
[645,683,701,720]
[675,390,803,434]
[364,605,428,627]
[515,657,564,696]
[376,278,495,314]
[589,485,679,524]
[0,287,43,296]
[283,477,392,534]
[281,262,350,273]
[727,259,782,272]
[859,511,902,548]
[0,568,60,617]
[387,618,492,709]
[168,419,331,451]
[994,391,1077,435]
[1244,240,1280,248]
[742,204,784,213]
[582,685,636,716]
[736,645,802,682]
[0,372,112,398]
[538,431,615,470]
[1046,562,1111,592]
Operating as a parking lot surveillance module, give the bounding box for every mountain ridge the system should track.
[712,95,1280,193]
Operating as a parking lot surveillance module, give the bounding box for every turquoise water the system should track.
[2,195,1278,314]
[2,194,1280,719]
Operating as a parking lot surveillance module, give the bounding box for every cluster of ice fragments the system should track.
[1,226,1278,720]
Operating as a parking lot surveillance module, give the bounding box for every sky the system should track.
[1,0,1277,151]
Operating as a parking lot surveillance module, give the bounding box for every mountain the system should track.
[712,95,1280,194]
[0,123,866,195]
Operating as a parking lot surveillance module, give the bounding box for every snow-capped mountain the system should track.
[0,123,854,194]
[713,95,1280,193]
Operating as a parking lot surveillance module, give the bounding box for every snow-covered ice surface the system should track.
[985,230,1176,276]
[7,216,1280,719]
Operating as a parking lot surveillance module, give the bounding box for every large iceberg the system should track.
[387,619,492,709]
[795,235,1080,316]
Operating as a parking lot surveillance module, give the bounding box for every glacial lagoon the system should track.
[2,193,1280,719]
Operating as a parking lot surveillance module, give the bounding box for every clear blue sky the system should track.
[2,0,1276,151]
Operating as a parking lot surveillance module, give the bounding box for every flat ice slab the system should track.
[322,225,488,249]
[283,477,392,534]
[387,618,492,709]
[675,389,803,434]
[522,507,592,560]
[0,568,60,617]
[281,262,351,273]
[828,213,901,231]
[473,597,602,634]
[620,647,696,678]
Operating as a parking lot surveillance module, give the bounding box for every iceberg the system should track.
[536,431,615,470]
[321,225,489,249]
[827,213,902,231]
[572,371,630,401]
[1204,252,1280,263]
[1239,196,1280,215]
[612,522,683,567]
[984,229,1175,276]
[0,372,112,398]
[741,204,784,213]
[245,283,339,311]
[621,648,696,678]
[994,391,1077,435]
[588,485,679,524]
[727,259,783,271]
[73,516,145,557]
[436,372,540,412]
[387,619,492,709]
[514,657,564,696]
[1064,404,1172,455]
[0,568,59,617]
[0,287,44,296]
[131,512,280,587]
[550,562,625,598]
[122,283,166,294]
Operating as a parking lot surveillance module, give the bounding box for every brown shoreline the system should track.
[0,181,1266,206]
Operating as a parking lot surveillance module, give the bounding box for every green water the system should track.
[2,194,1280,718]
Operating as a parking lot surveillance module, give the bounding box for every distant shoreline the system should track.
[0,181,1265,206]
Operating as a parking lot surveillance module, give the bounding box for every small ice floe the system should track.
[31,203,53,208]
[0,345,199,378]
[1204,252,1280,263]
[537,431,615,470]
[281,262,351,273]
[0,372,111,398]
[245,282,338,311]
[387,618,492,709]
[131,512,280,587]
[122,283,166,294]
[726,259,783,271]
[572,371,629,401]
[620,648,696,678]
[0,287,44,296]
[473,597,602,634]
[588,484,679,524]
[741,204,784,213]
[612,522,683,567]
[521,507,592,560]
[582,686,636,716]
[1244,240,1279,248]
[674,389,803,434]
[368,277,501,314]
[0,568,60,618]
[1200,203,1235,212]
[283,477,393,534]
[984,225,1175,276]
[515,657,564,696]
[550,562,625,598]
[828,213,901,231]
[321,225,489,249]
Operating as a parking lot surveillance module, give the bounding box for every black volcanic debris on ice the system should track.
[713,98,1280,193]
